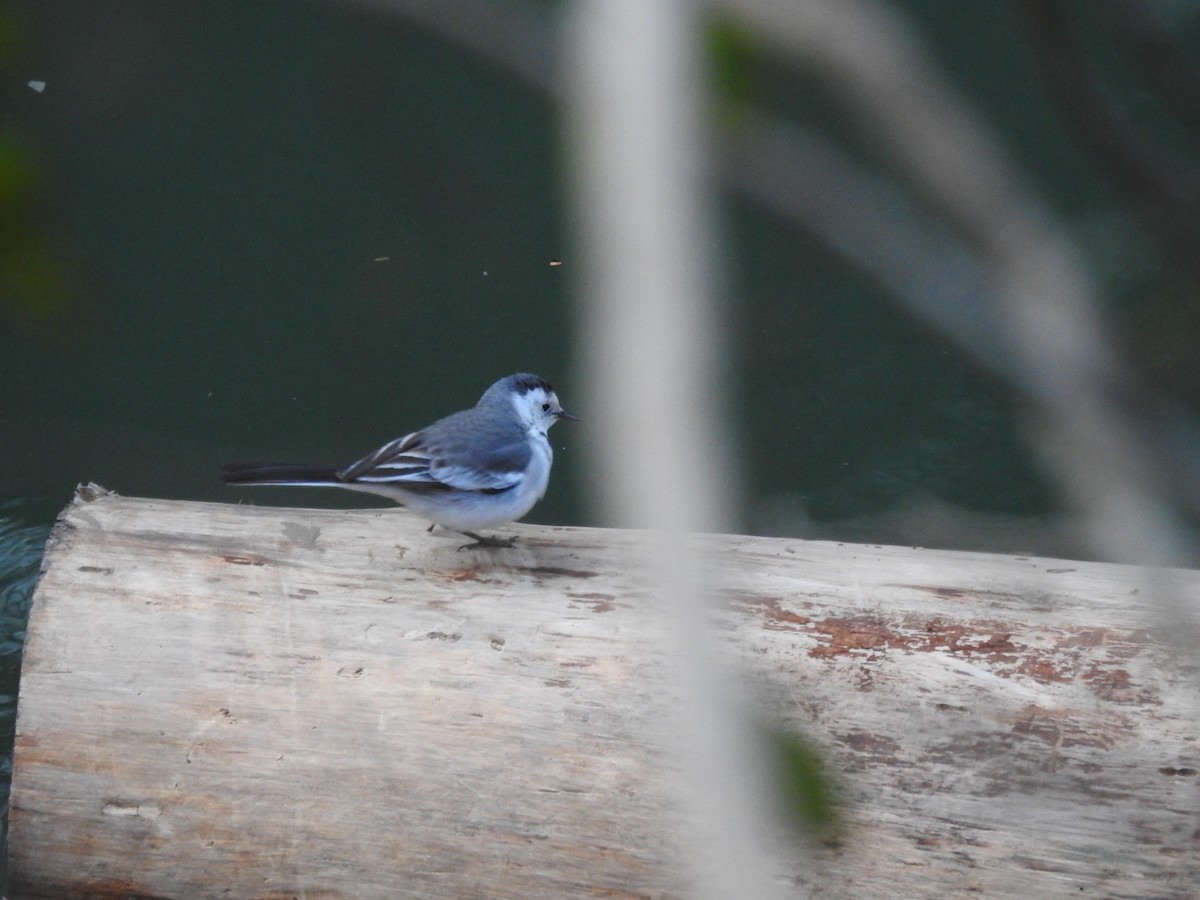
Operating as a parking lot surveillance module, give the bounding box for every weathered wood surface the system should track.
[9,486,1200,898]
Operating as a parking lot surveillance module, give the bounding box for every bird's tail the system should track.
[221,462,343,487]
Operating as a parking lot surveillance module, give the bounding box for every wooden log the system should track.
[8,485,1200,898]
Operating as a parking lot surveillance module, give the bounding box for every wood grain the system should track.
[9,486,1200,898]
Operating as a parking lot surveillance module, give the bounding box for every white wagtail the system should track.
[222,373,577,549]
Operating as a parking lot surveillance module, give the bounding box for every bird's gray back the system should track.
[423,407,533,474]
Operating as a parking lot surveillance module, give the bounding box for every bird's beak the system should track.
[556,409,581,422]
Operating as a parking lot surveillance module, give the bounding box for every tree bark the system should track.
[9,485,1199,898]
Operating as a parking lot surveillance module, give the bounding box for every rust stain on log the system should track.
[809,616,914,657]
[1008,704,1128,751]
[806,613,1026,660]
[1058,627,1111,648]
[1014,656,1068,683]
[738,595,811,631]
[921,620,1016,655]
[1082,666,1159,705]
[1056,626,1149,655]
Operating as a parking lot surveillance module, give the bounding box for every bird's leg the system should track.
[457,531,519,551]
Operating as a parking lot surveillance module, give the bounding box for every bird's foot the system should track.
[457,531,519,551]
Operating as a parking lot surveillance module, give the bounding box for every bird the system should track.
[221,373,577,549]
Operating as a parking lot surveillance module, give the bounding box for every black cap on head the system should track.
[509,373,553,395]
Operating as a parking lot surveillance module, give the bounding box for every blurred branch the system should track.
[723,114,1200,524]
[721,118,1005,375]
[1013,0,1200,286]
[724,0,1196,585]
[346,0,1200,574]
[566,0,786,894]
[1101,0,1200,139]
[337,0,558,92]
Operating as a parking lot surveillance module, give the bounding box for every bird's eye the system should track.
[542,402,551,412]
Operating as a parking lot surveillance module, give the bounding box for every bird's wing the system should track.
[426,436,530,491]
[337,429,529,492]
[337,432,438,483]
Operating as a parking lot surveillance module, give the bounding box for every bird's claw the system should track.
[457,532,519,551]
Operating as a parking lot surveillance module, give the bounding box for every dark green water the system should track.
[5,0,1193,554]
[1,0,1197,871]
[0,504,47,857]
[3,1,1105,536]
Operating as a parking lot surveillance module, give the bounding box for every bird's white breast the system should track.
[524,430,553,502]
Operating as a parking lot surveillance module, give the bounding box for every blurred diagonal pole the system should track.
[566,2,786,899]
[356,0,1200,567]
[728,0,1196,592]
[567,5,729,536]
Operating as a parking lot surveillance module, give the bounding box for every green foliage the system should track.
[706,14,759,125]
[0,10,68,324]
[769,726,842,843]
